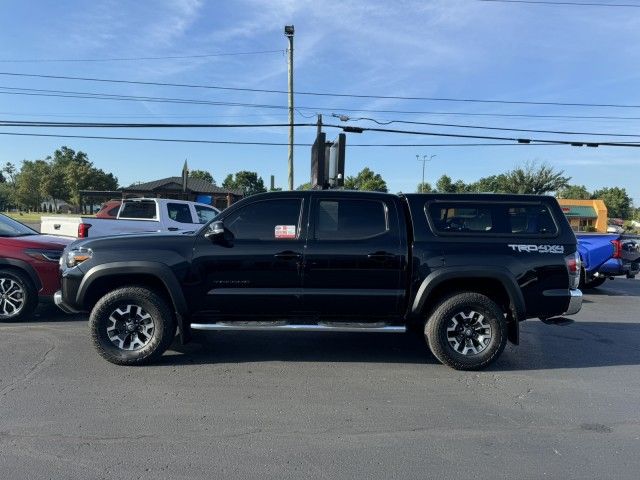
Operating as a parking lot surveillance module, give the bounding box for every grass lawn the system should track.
[4,212,81,222]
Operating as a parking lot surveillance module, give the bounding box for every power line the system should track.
[1,71,639,109]
[4,116,640,139]
[0,50,285,63]
[0,131,564,147]
[322,123,640,147]
[4,85,640,122]
[332,114,640,137]
[3,118,640,147]
[0,120,316,128]
[475,0,640,7]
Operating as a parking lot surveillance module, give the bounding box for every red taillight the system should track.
[565,252,581,289]
[78,223,92,238]
[611,239,622,259]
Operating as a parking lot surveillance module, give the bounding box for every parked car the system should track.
[0,214,73,321]
[41,198,219,238]
[95,199,122,219]
[56,191,582,370]
[576,233,640,288]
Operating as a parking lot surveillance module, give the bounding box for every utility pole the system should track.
[417,154,436,192]
[284,25,295,190]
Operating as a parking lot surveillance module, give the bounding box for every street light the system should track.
[416,154,436,192]
[284,25,295,190]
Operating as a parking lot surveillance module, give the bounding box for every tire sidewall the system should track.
[426,293,507,370]
[90,287,175,365]
[0,269,38,322]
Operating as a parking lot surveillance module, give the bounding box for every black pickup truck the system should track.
[55,191,582,370]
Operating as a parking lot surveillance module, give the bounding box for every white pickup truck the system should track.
[41,198,219,238]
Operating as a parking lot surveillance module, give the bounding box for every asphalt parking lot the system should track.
[1,280,639,480]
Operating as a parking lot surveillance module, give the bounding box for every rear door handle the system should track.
[168,227,179,231]
[367,251,395,261]
[274,251,302,260]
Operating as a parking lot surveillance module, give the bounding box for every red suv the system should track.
[0,214,73,321]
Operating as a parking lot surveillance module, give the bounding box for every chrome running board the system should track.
[190,321,406,333]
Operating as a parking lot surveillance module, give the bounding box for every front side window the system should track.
[315,199,387,240]
[224,199,302,241]
[195,205,218,224]
[429,204,493,233]
[167,203,194,223]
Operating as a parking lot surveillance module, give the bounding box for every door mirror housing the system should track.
[204,221,225,241]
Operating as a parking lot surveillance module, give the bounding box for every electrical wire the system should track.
[0,50,285,63]
[475,0,640,7]
[3,119,640,147]
[0,120,316,128]
[332,114,640,137]
[4,86,640,123]
[1,71,638,109]
[0,131,565,147]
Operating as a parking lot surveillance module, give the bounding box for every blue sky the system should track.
[0,0,639,202]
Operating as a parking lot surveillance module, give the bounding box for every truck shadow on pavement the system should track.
[160,320,640,371]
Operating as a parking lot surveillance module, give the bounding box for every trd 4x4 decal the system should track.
[508,244,565,254]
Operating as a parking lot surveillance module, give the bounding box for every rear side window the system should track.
[119,201,157,219]
[167,203,194,223]
[508,205,557,235]
[427,202,558,236]
[428,204,493,233]
[315,199,388,240]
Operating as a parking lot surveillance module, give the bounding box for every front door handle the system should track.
[168,227,180,231]
[274,251,302,260]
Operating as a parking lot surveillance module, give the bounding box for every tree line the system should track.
[1,147,118,212]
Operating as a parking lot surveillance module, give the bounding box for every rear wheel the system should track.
[89,286,176,365]
[425,292,507,371]
[0,269,38,322]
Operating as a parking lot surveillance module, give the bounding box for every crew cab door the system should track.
[302,195,405,320]
[190,197,306,318]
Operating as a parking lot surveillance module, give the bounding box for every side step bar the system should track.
[190,322,406,333]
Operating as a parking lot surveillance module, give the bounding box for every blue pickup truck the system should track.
[576,233,640,288]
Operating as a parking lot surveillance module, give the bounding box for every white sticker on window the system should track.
[275,225,296,239]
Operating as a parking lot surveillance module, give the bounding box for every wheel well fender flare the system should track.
[77,261,188,332]
[0,258,42,291]
[411,266,526,323]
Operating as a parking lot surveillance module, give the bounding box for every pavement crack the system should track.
[0,340,56,400]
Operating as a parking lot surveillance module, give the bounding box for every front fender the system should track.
[77,261,189,340]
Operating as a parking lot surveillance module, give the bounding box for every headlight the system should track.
[24,249,63,263]
[65,247,93,268]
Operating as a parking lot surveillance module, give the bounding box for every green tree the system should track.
[0,183,12,210]
[189,169,215,185]
[557,184,591,199]
[436,175,466,193]
[15,160,50,210]
[500,162,570,194]
[297,182,312,190]
[344,167,388,192]
[222,171,266,196]
[592,187,632,219]
[416,182,433,193]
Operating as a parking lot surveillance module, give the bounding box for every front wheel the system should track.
[89,286,176,365]
[0,269,38,322]
[425,292,507,371]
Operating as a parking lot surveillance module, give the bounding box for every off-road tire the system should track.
[90,286,176,366]
[0,268,38,322]
[425,292,507,371]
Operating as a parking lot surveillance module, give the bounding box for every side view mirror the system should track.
[204,221,225,241]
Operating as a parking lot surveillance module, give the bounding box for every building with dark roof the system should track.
[557,198,607,233]
[122,177,243,209]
